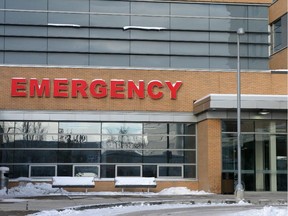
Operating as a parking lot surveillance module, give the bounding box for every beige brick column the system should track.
[197,119,222,193]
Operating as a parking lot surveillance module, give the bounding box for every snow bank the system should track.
[158,187,212,195]
[0,183,212,198]
[0,183,66,197]
[232,206,288,216]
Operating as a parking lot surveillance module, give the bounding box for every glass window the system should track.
[131,31,169,40]
[6,0,47,10]
[48,0,89,12]
[5,12,47,25]
[57,150,100,163]
[102,123,142,135]
[144,135,167,149]
[5,52,47,65]
[159,166,182,177]
[90,15,129,28]
[48,53,89,66]
[90,40,129,53]
[30,165,56,177]
[131,16,169,28]
[184,150,196,163]
[59,122,100,134]
[130,55,170,68]
[90,29,129,39]
[90,0,129,13]
[143,165,157,177]
[116,165,141,177]
[11,165,29,178]
[48,27,89,38]
[131,2,169,15]
[171,31,209,42]
[210,19,247,31]
[171,17,209,30]
[102,135,143,149]
[48,39,89,52]
[272,18,283,52]
[101,150,142,163]
[131,41,169,55]
[144,123,166,135]
[184,165,196,178]
[171,3,209,16]
[101,165,115,178]
[171,42,209,55]
[74,165,99,177]
[57,165,72,176]
[89,54,130,67]
[48,13,89,26]
[5,26,48,37]
[169,136,184,149]
[171,56,209,69]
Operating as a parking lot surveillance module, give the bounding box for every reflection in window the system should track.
[30,165,56,177]
[1,121,196,179]
[117,165,141,177]
[159,166,182,177]
[74,165,99,177]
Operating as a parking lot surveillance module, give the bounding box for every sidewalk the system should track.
[0,192,287,216]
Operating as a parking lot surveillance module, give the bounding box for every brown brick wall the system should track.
[197,119,222,193]
[270,48,288,70]
[1,66,287,112]
[269,0,287,24]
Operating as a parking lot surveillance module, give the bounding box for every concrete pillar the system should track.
[269,122,277,192]
[255,134,264,191]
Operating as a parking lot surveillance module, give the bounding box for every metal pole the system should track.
[235,28,245,201]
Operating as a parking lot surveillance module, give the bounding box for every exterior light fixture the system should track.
[259,109,270,115]
[235,27,245,202]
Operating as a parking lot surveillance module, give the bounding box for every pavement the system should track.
[0,192,287,216]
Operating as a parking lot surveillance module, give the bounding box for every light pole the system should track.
[235,28,245,201]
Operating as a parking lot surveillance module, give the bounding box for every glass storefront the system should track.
[222,120,287,191]
[0,121,196,179]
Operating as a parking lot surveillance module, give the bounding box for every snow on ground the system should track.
[0,183,212,198]
[26,203,287,216]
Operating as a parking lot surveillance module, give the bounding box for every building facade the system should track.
[0,0,287,193]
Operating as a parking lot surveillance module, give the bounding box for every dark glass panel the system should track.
[57,150,100,163]
[12,150,57,163]
[143,150,183,163]
[184,136,196,149]
[184,150,196,163]
[184,124,195,135]
[184,165,196,178]
[101,150,142,163]
[159,166,182,177]
[101,165,115,178]
[11,165,29,178]
[30,166,56,177]
[117,166,141,177]
[143,165,157,178]
[57,165,72,176]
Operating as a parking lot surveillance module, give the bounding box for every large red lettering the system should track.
[53,79,69,98]
[71,79,88,98]
[90,79,107,98]
[110,80,125,99]
[165,81,182,99]
[127,80,145,99]
[147,80,163,99]
[11,78,27,97]
[30,78,50,97]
